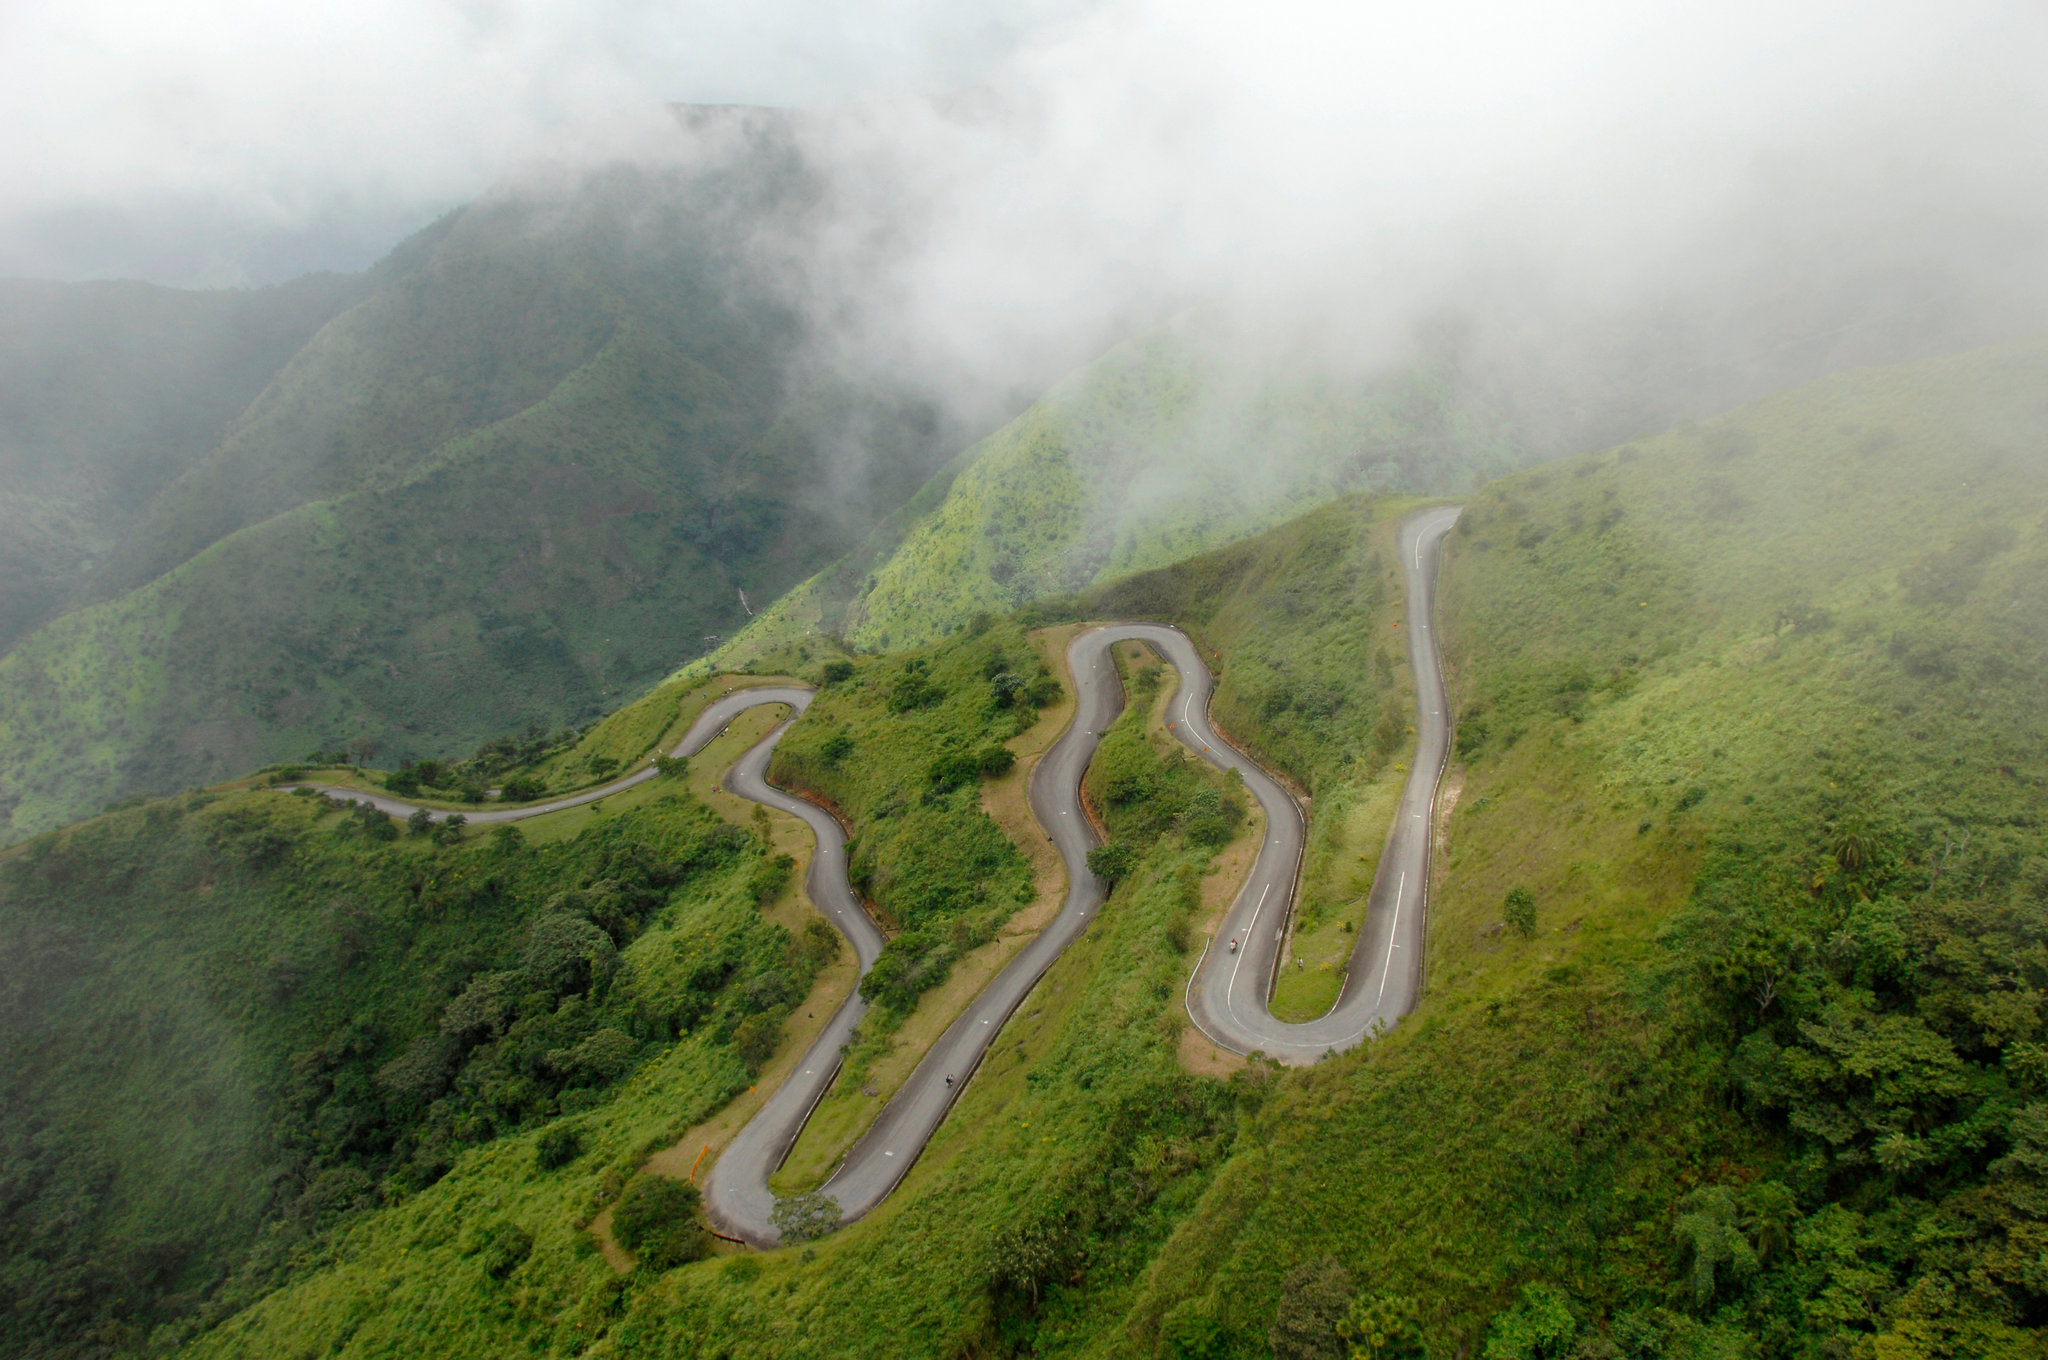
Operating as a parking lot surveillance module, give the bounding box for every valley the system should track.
[5,315,2048,1360]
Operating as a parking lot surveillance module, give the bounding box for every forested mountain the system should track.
[7,335,2047,1358]
[0,110,967,842]
[0,268,377,650]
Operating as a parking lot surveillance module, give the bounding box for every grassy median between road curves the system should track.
[1110,337,2048,1359]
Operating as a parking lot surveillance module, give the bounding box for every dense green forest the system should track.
[0,745,834,1356]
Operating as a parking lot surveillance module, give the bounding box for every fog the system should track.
[6,0,2047,448]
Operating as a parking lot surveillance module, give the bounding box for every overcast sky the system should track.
[1,0,2043,300]
[0,0,1081,283]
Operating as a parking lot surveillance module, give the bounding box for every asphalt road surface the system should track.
[1167,504,1462,1061]
[283,502,1460,1242]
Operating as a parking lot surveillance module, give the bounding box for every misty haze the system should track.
[3,4,2047,1358]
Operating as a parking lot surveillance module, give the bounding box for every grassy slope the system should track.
[28,337,2048,1359]
[0,141,965,842]
[709,323,1520,665]
[0,269,380,652]
[845,332,1515,651]
[0,758,819,1360]
[1106,337,2048,1359]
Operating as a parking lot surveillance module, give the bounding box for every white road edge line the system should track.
[1375,871,1407,1006]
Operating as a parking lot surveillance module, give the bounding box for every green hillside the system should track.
[0,268,378,650]
[0,121,964,842]
[0,750,814,1359]
[1110,337,2048,1358]
[85,499,1409,1360]
[708,323,1521,666]
[9,333,2048,1360]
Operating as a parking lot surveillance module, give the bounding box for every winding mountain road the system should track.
[1171,503,1462,1060]
[289,505,1460,1246]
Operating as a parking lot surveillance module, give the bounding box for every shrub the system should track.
[734,1012,782,1071]
[552,1028,635,1084]
[927,751,982,793]
[349,801,398,841]
[407,807,433,836]
[523,912,617,996]
[534,1124,582,1171]
[1088,842,1139,885]
[1270,1257,1352,1360]
[859,927,959,1012]
[1339,1293,1427,1360]
[1482,1283,1576,1360]
[819,660,854,685]
[499,774,546,802]
[818,731,855,765]
[654,754,688,777]
[470,1220,533,1279]
[771,1191,842,1245]
[1504,886,1537,937]
[611,1176,709,1270]
[889,671,945,713]
[976,745,1016,777]
[749,852,795,906]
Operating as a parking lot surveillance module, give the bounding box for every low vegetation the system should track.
[1114,336,2048,1358]
[0,155,962,845]
[10,338,2048,1360]
[769,618,1049,1020]
[0,772,813,1357]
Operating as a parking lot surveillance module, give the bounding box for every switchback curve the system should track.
[283,503,1460,1244]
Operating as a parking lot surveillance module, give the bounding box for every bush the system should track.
[859,927,960,1013]
[654,754,687,777]
[888,671,945,713]
[551,1028,635,1083]
[611,1176,709,1270]
[1270,1257,1352,1360]
[471,1220,533,1279]
[748,852,795,906]
[818,731,855,765]
[819,660,854,685]
[1482,1284,1576,1360]
[927,751,981,793]
[976,745,1016,777]
[1088,842,1139,885]
[523,912,617,996]
[407,807,433,836]
[350,801,398,841]
[734,1012,782,1071]
[499,774,546,802]
[534,1124,582,1171]
[771,1191,842,1245]
[1504,886,1537,938]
